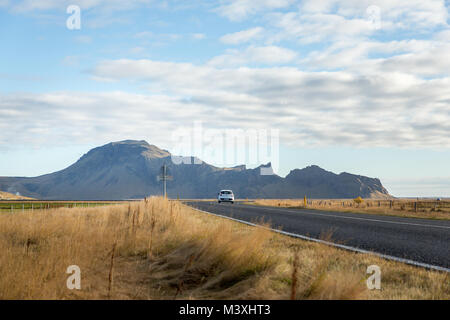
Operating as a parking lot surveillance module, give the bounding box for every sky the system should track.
[0,0,449,197]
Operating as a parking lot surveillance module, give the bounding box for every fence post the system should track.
[414,202,417,212]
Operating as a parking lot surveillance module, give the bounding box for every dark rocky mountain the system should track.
[0,140,391,200]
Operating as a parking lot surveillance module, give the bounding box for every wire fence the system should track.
[306,199,450,213]
[0,201,123,213]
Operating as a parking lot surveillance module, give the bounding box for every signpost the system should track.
[157,164,173,198]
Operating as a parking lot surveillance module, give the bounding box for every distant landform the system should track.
[0,191,34,200]
[0,140,392,200]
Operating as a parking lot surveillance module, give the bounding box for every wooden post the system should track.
[414,202,417,212]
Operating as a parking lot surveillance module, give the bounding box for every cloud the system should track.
[191,33,206,40]
[3,0,154,29]
[220,27,264,44]
[299,38,450,77]
[134,31,182,44]
[74,35,92,44]
[3,57,448,150]
[0,91,203,149]
[269,11,375,44]
[208,45,298,67]
[215,0,293,21]
[6,0,151,12]
[129,47,146,55]
[61,56,81,66]
[263,0,449,45]
[434,30,450,41]
[2,0,449,154]
[89,59,450,149]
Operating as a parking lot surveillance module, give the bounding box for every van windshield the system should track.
[221,191,232,194]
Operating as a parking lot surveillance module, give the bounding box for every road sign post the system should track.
[157,164,173,199]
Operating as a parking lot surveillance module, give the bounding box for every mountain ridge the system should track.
[0,140,392,200]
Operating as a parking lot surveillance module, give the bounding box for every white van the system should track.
[218,190,234,204]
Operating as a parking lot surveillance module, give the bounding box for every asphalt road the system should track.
[185,201,450,270]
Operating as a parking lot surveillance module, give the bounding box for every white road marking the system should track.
[190,205,450,273]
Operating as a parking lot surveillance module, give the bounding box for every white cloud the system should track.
[2,0,449,153]
[61,56,80,66]
[269,11,376,44]
[74,35,92,44]
[134,31,182,43]
[208,45,298,67]
[6,0,151,12]
[3,58,448,149]
[299,38,450,77]
[90,59,450,149]
[220,27,264,44]
[215,0,294,21]
[264,0,449,45]
[434,30,450,41]
[0,91,205,148]
[129,47,146,55]
[191,33,206,40]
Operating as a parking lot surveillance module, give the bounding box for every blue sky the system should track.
[0,0,449,197]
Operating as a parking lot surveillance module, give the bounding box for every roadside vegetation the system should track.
[247,199,450,220]
[0,201,120,213]
[0,197,448,299]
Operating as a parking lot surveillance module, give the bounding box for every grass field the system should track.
[0,197,448,299]
[0,191,33,200]
[0,201,124,213]
[246,199,450,220]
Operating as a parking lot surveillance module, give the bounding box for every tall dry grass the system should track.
[0,198,275,299]
[0,197,448,299]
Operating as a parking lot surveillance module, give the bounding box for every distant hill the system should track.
[0,140,392,200]
[0,191,34,200]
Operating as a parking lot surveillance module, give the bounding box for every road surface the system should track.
[185,201,450,271]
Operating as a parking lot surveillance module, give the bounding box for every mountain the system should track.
[0,140,392,200]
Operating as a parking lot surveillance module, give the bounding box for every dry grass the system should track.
[249,199,450,220]
[0,197,448,300]
[0,191,34,200]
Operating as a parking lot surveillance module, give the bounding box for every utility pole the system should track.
[157,164,173,198]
